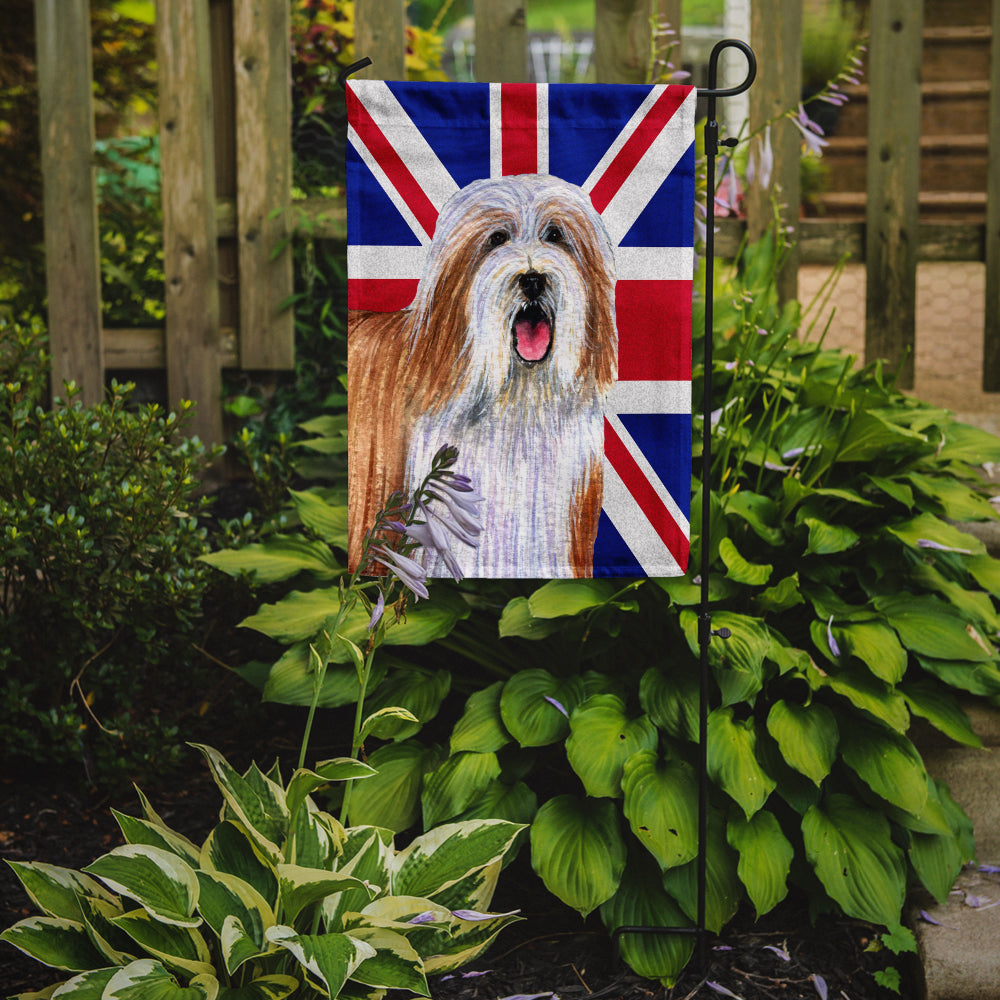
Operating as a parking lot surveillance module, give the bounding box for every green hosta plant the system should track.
[1,743,523,999]
[341,235,999,985]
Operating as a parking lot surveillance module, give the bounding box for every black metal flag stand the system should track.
[339,38,758,974]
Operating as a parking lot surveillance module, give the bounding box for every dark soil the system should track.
[1,749,915,1000]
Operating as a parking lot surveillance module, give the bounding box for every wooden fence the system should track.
[34,0,1000,444]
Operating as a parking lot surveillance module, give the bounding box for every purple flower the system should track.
[367,590,385,631]
[706,983,742,999]
[917,538,973,554]
[812,974,828,1000]
[370,545,429,600]
[763,944,790,961]
[827,615,841,658]
[407,911,438,925]
[544,695,569,718]
[791,104,829,156]
[747,125,773,191]
[451,908,520,921]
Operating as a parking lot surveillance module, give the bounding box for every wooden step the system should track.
[833,80,991,137]
[813,190,987,222]
[822,134,989,193]
[922,25,993,83]
[922,0,992,28]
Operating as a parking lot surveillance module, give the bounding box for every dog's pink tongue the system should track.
[515,317,551,361]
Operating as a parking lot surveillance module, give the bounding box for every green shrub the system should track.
[0,317,220,783]
[1,743,524,998]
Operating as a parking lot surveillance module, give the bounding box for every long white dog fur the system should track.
[349,173,618,578]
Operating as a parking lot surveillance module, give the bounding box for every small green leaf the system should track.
[530,795,626,917]
[362,667,451,740]
[360,706,421,742]
[639,664,699,743]
[265,926,374,998]
[727,811,793,917]
[421,751,502,829]
[497,597,564,639]
[707,708,776,818]
[803,517,859,555]
[718,537,772,585]
[900,680,982,748]
[347,740,441,832]
[288,489,349,547]
[765,701,838,786]
[839,718,929,817]
[755,573,804,613]
[526,579,618,618]
[886,512,985,556]
[200,536,341,584]
[346,926,429,994]
[450,682,511,754]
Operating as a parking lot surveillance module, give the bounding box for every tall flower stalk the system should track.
[293,445,482,824]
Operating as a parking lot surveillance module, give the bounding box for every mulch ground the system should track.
[1,740,913,1000]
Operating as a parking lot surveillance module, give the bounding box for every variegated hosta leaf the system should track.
[77,894,136,966]
[765,700,838,786]
[4,862,118,922]
[190,745,287,863]
[219,915,270,979]
[421,907,522,975]
[200,822,278,910]
[706,707,776,818]
[599,853,694,987]
[726,810,793,918]
[391,820,524,901]
[450,681,511,754]
[276,864,375,925]
[195,870,274,973]
[47,966,118,997]
[285,760,375,823]
[661,810,742,934]
[322,829,393,931]
[420,751,501,829]
[110,908,214,978]
[802,793,906,926]
[214,974,300,999]
[0,916,107,971]
[566,695,658,799]
[288,802,343,870]
[424,859,501,915]
[621,751,699,871]
[83,846,200,928]
[265,926,376,998]
[102,959,218,999]
[112,810,201,868]
[529,795,626,917]
[344,926,429,995]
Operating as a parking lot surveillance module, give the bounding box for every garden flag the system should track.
[346,80,695,579]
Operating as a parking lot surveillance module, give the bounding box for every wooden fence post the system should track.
[864,0,923,389]
[157,0,223,445]
[983,0,1000,390]
[354,0,406,80]
[474,0,527,82]
[594,0,652,84]
[233,0,294,370]
[34,0,104,405]
[746,0,801,306]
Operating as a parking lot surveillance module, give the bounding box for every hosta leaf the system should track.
[526,579,618,618]
[803,518,859,556]
[885,512,985,556]
[83,846,200,928]
[916,655,1000,697]
[839,719,928,816]
[660,810,741,933]
[260,643,387,709]
[421,751,502,828]
[910,562,1000,632]
[707,708,775,818]
[195,871,273,973]
[422,907,522,974]
[360,706,421,742]
[834,410,926,463]
[322,830,393,931]
[0,917,106,971]
[639,664,699,742]
[765,700,838,786]
[621,751,699,870]
[450,682,511,754]
[755,573,804,614]
[200,535,341,584]
[802,794,906,925]
[288,489,349,546]
[103,959,218,1000]
[497,597,564,639]
[875,594,995,662]
[499,670,585,747]
[967,553,1000,597]
[808,661,909,732]
[566,695,658,798]
[393,820,524,900]
[112,812,201,868]
[362,667,451,740]
[199,822,278,910]
[276,865,374,925]
[285,759,376,822]
[680,610,770,706]
[909,827,965,905]
[265,926,375,997]
[111,909,214,978]
[906,472,998,521]
[453,779,538,827]
[346,926,428,994]
[718,537,772,585]
[599,853,694,987]
[347,740,442,832]
[47,967,118,998]
[727,811,793,917]
[901,680,982,748]
[215,975,299,1000]
[724,490,784,545]
[5,862,117,923]
[833,621,907,684]
[529,795,626,917]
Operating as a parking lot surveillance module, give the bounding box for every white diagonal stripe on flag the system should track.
[351,80,460,213]
[348,125,433,246]
[615,246,693,281]
[536,83,549,174]
[489,83,503,178]
[606,412,690,535]
[601,459,682,577]
[348,245,427,281]
[608,381,691,414]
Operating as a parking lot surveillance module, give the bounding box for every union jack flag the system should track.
[346,81,695,577]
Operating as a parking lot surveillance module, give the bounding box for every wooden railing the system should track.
[32,0,1000,444]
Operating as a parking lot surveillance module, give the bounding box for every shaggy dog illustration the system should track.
[348,173,618,577]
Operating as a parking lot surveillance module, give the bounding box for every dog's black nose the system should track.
[518,270,547,300]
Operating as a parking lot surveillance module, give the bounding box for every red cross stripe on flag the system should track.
[347,80,696,578]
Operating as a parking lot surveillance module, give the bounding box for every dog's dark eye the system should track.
[488,230,509,249]
[543,224,564,243]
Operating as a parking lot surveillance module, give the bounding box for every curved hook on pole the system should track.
[337,57,373,89]
[699,38,757,99]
